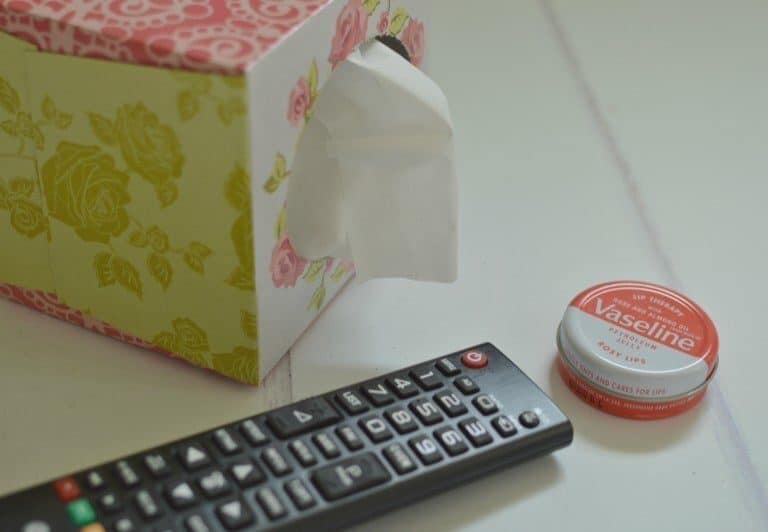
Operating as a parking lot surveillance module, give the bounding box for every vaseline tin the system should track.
[556,281,718,419]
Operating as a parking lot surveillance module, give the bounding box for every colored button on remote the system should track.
[53,477,81,502]
[461,350,488,369]
[66,498,96,526]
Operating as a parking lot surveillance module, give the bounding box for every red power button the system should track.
[461,350,488,369]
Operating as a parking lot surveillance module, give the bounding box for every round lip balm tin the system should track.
[556,280,719,419]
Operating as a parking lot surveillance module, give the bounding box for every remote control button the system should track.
[21,521,50,532]
[213,428,241,455]
[491,415,518,438]
[336,425,364,451]
[408,435,443,465]
[409,367,443,390]
[454,376,480,395]
[383,444,417,475]
[434,427,469,456]
[165,480,197,509]
[436,357,461,376]
[386,374,419,398]
[53,476,81,502]
[459,417,493,447]
[408,398,444,425]
[434,390,468,417]
[197,470,231,499]
[266,397,341,439]
[289,439,317,467]
[472,394,498,415]
[262,446,292,476]
[240,419,269,446]
[143,453,171,478]
[184,514,211,532]
[311,453,391,501]
[360,381,396,406]
[461,350,488,369]
[178,444,211,471]
[135,489,162,520]
[519,410,540,428]
[335,389,369,415]
[284,478,316,510]
[313,432,341,459]
[112,516,135,532]
[98,492,122,514]
[359,415,394,443]
[216,497,254,530]
[229,460,265,488]
[256,487,287,520]
[67,498,96,526]
[85,471,105,491]
[81,524,105,532]
[384,406,418,434]
[114,461,140,488]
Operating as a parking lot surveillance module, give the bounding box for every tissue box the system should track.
[0,0,431,384]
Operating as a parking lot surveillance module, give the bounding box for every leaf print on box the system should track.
[262,153,290,194]
[153,317,212,368]
[173,71,246,125]
[0,176,49,239]
[213,346,259,384]
[225,164,255,291]
[87,103,184,207]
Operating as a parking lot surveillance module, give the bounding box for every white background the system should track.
[1,1,766,530]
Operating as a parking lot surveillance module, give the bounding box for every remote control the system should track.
[0,343,573,532]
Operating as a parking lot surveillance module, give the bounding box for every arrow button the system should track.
[266,398,341,439]
[216,498,254,529]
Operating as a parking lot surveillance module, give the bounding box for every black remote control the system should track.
[0,343,573,532]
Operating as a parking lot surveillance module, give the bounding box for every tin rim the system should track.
[557,322,718,403]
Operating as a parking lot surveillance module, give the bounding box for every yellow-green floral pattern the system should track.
[0,176,48,239]
[225,164,255,291]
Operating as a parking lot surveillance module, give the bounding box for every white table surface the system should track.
[1,2,766,531]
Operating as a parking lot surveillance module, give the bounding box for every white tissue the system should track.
[285,39,458,283]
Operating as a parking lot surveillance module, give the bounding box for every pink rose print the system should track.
[328,0,369,69]
[287,77,311,126]
[401,17,425,68]
[270,235,308,287]
[377,11,389,34]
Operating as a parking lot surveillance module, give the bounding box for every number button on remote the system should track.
[409,398,443,425]
[336,425,364,451]
[408,435,443,465]
[472,394,498,415]
[284,478,316,510]
[454,376,480,395]
[459,417,493,447]
[384,406,418,434]
[114,461,140,488]
[112,516,135,532]
[143,453,171,478]
[229,460,264,488]
[335,389,369,415]
[434,390,468,417]
[311,454,390,501]
[313,432,341,459]
[85,471,105,490]
[185,514,211,532]
[266,398,341,439]
[519,410,540,428]
[383,444,417,475]
[97,492,122,514]
[135,489,162,519]
[361,381,395,406]
[436,357,461,376]
[435,427,469,456]
[386,374,419,398]
[289,439,317,467]
[492,415,518,438]
[216,498,254,530]
[359,415,394,443]
[410,367,443,390]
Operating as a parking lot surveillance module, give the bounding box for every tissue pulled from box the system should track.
[285,40,458,283]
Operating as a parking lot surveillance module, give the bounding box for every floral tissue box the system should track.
[0,0,431,384]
